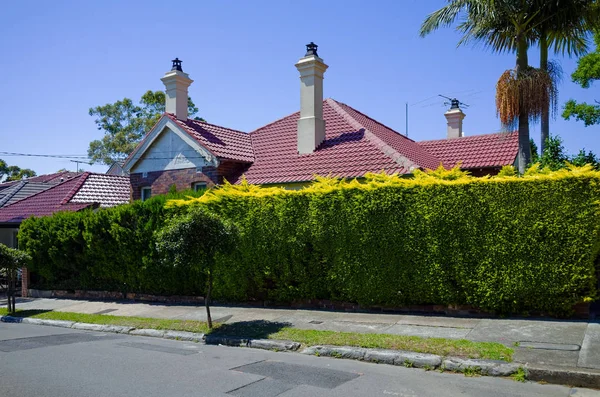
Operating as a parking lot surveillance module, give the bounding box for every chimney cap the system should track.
[305,42,319,57]
[171,58,183,72]
[450,98,460,109]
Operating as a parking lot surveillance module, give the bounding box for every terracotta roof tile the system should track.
[419,132,519,169]
[236,99,442,184]
[166,114,254,163]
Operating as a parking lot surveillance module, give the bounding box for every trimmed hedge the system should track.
[18,166,600,316]
[18,190,205,295]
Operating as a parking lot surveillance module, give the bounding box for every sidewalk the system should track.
[6,297,600,373]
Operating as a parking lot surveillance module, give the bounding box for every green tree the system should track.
[88,90,203,166]
[0,160,37,182]
[536,0,597,152]
[420,0,588,173]
[0,243,31,314]
[156,207,236,328]
[563,31,600,126]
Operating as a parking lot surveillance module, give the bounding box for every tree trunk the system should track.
[540,34,549,154]
[7,268,15,314]
[516,35,531,174]
[205,271,213,329]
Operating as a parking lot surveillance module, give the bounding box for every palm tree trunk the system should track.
[516,35,531,174]
[540,34,549,154]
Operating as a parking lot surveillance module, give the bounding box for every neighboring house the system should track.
[0,173,130,248]
[121,44,519,200]
[106,161,129,176]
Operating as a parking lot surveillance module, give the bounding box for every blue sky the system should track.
[1,0,598,175]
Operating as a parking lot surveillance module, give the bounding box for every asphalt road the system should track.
[0,323,596,397]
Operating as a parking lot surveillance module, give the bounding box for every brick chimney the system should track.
[161,58,193,121]
[295,43,328,154]
[444,98,465,139]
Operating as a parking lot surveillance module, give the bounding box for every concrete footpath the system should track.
[5,297,600,385]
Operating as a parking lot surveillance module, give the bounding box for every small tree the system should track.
[156,208,236,328]
[0,243,31,314]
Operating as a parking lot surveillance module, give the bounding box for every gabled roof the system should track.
[235,98,443,184]
[0,170,80,190]
[0,181,54,208]
[165,113,254,163]
[419,132,519,169]
[0,173,131,224]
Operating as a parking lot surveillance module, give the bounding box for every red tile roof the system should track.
[419,132,519,169]
[0,171,80,190]
[0,173,131,224]
[236,99,443,184]
[166,113,254,163]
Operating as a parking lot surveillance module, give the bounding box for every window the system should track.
[193,182,207,192]
[141,187,152,201]
[11,230,18,249]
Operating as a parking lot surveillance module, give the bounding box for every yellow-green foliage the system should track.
[169,165,600,315]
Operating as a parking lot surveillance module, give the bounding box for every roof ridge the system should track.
[418,130,517,144]
[326,98,417,171]
[61,172,90,205]
[184,116,248,135]
[0,181,26,207]
[328,98,418,143]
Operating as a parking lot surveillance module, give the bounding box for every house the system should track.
[121,44,518,199]
[0,172,130,248]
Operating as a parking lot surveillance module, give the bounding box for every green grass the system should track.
[0,308,512,361]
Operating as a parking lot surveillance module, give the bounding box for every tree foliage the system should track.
[536,135,600,170]
[563,31,600,126]
[88,90,203,165]
[155,208,237,328]
[0,159,37,182]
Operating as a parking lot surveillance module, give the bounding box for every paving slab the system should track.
[467,319,588,345]
[393,315,480,329]
[284,319,393,334]
[514,348,580,368]
[578,323,600,370]
[383,324,471,339]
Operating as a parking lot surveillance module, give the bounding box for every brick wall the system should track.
[130,167,217,200]
[130,162,249,200]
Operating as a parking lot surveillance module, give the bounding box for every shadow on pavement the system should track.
[208,320,292,339]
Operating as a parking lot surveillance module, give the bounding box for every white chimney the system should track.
[295,43,328,154]
[161,58,193,121]
[444,99,465,139]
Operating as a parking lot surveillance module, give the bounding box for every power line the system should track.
[0,152,89,159]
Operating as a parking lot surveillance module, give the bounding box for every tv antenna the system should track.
[438,94,470,110]
[70,159,93,173]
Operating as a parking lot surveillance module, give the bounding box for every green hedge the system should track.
[18,190,205,295]
[18,166,600,315]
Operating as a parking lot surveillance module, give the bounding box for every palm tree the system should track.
[420,0,595,172]
[536,1,597,152]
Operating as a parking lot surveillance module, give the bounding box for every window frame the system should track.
[141,186,152,201]
[192,182,207,192]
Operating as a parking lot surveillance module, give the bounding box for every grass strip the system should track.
[0,308,512,361]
